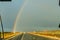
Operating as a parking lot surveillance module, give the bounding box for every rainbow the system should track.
[13,0,28,33]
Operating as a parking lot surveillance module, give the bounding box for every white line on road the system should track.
[21,32,26,40]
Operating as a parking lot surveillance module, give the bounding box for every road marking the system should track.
[21,32,26,40]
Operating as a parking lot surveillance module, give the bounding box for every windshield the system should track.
[0,0,60,32]
[0,0,60,40]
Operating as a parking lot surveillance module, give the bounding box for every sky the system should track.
[0,0,60,32]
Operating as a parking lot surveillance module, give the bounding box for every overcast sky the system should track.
[0,0,60,32]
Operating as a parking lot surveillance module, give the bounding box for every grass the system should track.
[28,30,60,38]
[0,32,22,38]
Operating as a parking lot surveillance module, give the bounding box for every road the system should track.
[20,33,58,40]
[4,32,60,40]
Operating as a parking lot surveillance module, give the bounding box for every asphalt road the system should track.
[20,33,57,40]
[5,33,58,40]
